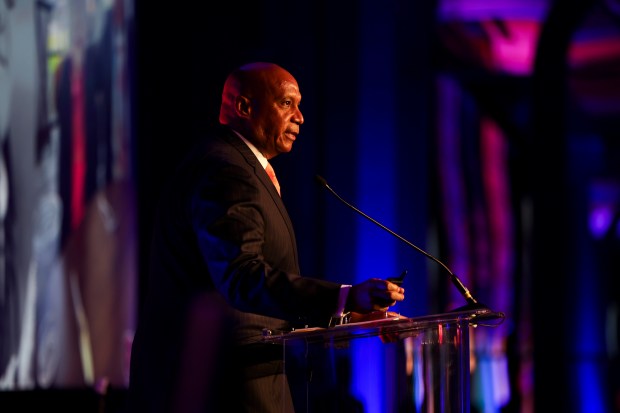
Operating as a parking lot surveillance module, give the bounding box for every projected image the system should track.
[0,0,135,392]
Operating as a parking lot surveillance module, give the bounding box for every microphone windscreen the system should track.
[314,175,328,187]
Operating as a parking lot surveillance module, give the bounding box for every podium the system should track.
[262,306,504,413]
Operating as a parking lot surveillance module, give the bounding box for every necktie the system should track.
[265,162,281,196]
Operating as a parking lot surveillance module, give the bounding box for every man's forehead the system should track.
[280,79,301,92]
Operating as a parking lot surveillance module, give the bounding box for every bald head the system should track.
[218,62,304,159]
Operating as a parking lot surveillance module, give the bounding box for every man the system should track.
[128,62,406,412]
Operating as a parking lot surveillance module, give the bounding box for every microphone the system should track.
[315,174,487,311]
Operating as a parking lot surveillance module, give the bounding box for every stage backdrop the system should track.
[0,0,136,392]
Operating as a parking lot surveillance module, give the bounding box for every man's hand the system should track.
[347,278,405,313]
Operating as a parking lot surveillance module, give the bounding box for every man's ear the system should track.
[235,96,251,118]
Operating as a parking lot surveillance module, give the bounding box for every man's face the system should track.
[250,74,304,159]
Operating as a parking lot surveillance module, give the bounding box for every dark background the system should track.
[136,1,620,412]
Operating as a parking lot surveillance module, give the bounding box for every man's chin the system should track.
[277,144,294,154]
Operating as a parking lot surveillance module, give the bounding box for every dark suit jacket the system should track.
[129,124,343,412]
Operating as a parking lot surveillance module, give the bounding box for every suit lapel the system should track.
[219,127,300,269]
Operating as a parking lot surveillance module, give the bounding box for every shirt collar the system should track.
[231,129,269,169]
